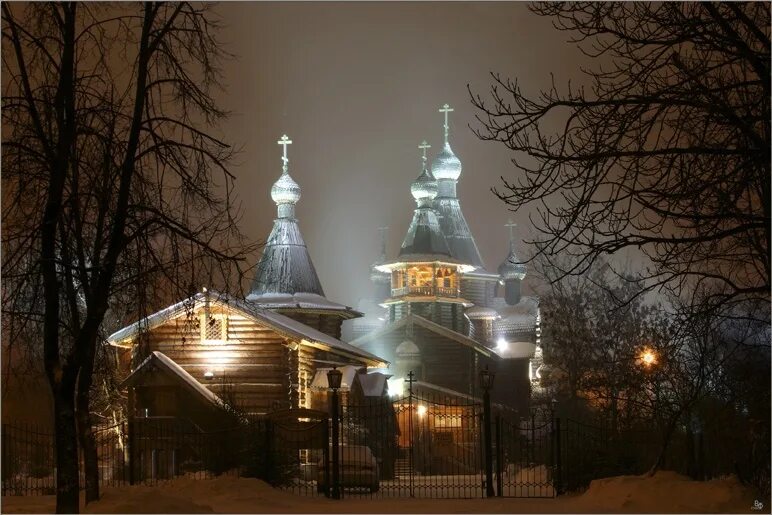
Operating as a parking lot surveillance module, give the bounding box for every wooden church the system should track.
[108,135,390,429]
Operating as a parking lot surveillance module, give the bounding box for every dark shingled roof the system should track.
[398,207,452,259]
[248,217,325,297]
[433,197,485,269]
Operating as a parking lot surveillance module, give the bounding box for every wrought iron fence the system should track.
[8,407,735,499]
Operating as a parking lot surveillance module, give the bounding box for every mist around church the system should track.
[1,2,769,514]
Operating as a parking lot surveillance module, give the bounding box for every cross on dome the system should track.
[505,219,517,245]
[419,140,431,167]
[439,104,454,144]
[277,134,292,173]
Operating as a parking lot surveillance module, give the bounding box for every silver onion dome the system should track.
[271,171,301,205]
[431,142,462,181]
[498,246,527,280]
[411,168,438,205]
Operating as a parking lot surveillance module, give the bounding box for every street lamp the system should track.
[327,367,342,499]
[479,365,495,497]
[639,347,658,368]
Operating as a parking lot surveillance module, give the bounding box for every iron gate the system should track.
[332,392,486,499]
[494,414,556,497]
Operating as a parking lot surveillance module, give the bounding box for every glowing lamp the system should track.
[416,405,427,417]
[203,370,214,381]
[640,348,658,368]
[497,337,508,352]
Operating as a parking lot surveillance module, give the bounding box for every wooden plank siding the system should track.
[275,310,344,340]
[124,306,369,417]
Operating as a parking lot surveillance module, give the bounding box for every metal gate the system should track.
[335,392,485,499]
[493,414,556,497]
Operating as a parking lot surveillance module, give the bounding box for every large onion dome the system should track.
[271,171,301,206]
[431,142,462,181]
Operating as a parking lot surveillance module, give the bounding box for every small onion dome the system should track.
[271,171,301,205]
[431,142,462,181]
[465,306,499,320]
[498,252,527,281]
[396,339,421,358]
[411,168,438,204]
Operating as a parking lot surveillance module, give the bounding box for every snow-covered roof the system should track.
[432,197,485,269]
[310,367,390,397]
[349,313,493,358]
[248,207,325,298]
[122,351,224,408]
[247,292,360,318]
[357,372,390,397]
[107,291,387,367]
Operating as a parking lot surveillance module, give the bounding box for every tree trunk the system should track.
[77,375,99,503]
[647,413,681,476]
[53,386,80,514]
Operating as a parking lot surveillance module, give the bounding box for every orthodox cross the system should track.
[407,370,415,394]
[277,134,292,173]
[505,219,517,245]
[439,104,454,144]
[418,140,431,168]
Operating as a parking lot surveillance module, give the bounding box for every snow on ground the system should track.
[1,471,759,514]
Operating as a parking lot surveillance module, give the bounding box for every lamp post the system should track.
[327,367,343,500]
[479,365,495,497]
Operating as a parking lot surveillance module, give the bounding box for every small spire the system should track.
[277,134,292,173]
[378,226,389,258]
[418,140,431,168]
[505,219,517,249]
[439,104,454,145]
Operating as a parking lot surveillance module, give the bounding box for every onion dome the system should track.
[271,171,301,205]
[499,221,527,280]
[465,306,499,320]
[411,168,438,206]
[396,339,421,358]
[431,142,462,181]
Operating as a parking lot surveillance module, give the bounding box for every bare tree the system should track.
[2,3,254,512]
[471,2,770,323]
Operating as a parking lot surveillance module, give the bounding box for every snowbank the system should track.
[569,470,758,513]
[1,470,759,514]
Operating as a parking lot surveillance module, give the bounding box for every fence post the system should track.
[495,415,503,497]
[330,388,340,500]
[1,424,7,496]
[323,418,330,498]
[482,387,494,497]
[127,419,135,485]
[554,417,562,496]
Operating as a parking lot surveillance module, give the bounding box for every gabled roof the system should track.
[247,292,361,319]
[122,351,224,408]
[349,313,493,358]
[107,291,387,367]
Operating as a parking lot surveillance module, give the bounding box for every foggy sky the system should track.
[213,2,587,307]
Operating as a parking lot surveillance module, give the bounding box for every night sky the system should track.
[212,2,587,307]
